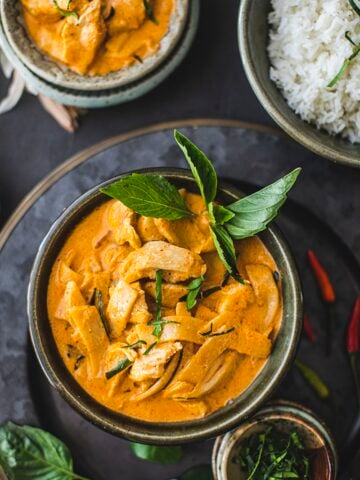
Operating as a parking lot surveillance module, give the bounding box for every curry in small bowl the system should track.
[2,0,188,90]
[28,131,303,442]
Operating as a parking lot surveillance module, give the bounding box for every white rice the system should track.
[268,0,360,143]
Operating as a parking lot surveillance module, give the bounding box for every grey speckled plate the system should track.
[0,121,359,478]
[1,0,189,91]
[0,1,199,107]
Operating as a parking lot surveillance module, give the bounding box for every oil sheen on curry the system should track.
[47,191,282,422]
[20,0,174,75]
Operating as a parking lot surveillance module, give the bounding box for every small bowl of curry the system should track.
[28,162,303,444]
[1,0,189,90]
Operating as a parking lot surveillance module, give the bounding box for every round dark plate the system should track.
[0,120,359,479]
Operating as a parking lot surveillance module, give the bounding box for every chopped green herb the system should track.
[235,426,310,480]
[143,341,157,355]
[143,0,158,24]
[122,340,147,350]
[95,289,111,339]
[52,0,79,21]
[184,275,204,310]
[105,358,132,380]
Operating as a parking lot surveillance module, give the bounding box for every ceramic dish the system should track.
[212,400,338,480]
[0,1,199,108]
[238,0,360,168]
[27,168,303,444]
[1,0,189,91]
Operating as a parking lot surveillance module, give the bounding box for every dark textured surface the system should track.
[0,0,359,477]
[0,125,359,479]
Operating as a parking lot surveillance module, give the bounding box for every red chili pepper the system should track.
[347,297,360,409]
[307,250,336,303]
[303,314,316,342]
[347,297,360,354]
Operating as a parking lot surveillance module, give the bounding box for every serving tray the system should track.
[0,120,359,478]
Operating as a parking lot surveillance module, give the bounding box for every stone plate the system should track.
[0,120,359,478]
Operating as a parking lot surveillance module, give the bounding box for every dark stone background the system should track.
[0,0,359,477]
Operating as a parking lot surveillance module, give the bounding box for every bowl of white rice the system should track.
[239,0,360,167]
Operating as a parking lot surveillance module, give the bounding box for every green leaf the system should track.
[184,275,204,310]
[130,443,183,464]
[52,0,79,21]
[209,203,235,225]
[174,130,217,204]
[150,270,163,338]
[210,225,243,282]
[0,422,88,480]
[105,358,132,379]
[100,174,192,220]
[177,465,213,480]
[225,169,301,239]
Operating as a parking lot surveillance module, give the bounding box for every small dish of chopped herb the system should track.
[212,401,338,480]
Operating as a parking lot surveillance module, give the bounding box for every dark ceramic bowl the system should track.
[212,400,338,479]
[238,0,360,168]
[27,168,303,444]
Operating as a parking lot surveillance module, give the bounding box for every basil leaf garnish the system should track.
[174,130,217,205]
[100,174,192,220]
[184,275,204,310]
[209,203,235,225]
[210,225,243,282]
[52,0,79,21]
[105,358,132,379]
[130,443,183,464]
[0,422,89,480]
[225,168,301,239]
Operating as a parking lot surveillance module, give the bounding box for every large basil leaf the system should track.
[0,422,88,479]
[100,174,192,220]
[210,225,243,282]
[174,130,217,205]
[225,168,301,239]
[130,443,183,464]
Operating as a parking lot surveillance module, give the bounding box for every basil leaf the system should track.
[105,358,132,379]
[100,174,192,220]
[0,454,14,480]
[150,270,163,338]
[184,275,204,310]
[52,0,79,21]
[209,203,235,225]
[174,130,217,205]
[177,465,213,480]
[210,225,243,282]
[225,168,301,239]
[130,443,183,464]
[0,422,88,480]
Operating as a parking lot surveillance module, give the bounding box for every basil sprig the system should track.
[100,174,192,220]
[0,422,89,479]
[184,275,204,309]
[100,130,301,279]
[130,442,183,464]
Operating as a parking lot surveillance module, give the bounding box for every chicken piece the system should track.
[175,302,190,316]
[100,243,133,272]
[143,282,187,308]
[202,282,254,315]
[243,264,280,334]
[129,287,152,324]
[160,316,205,345]
[107,200,141,249]
[55,280,86,322]
[106,280,139,338]
[118,241,206,283]
[137,216,164,242]
[78,253,102,274]
[61,0,106,75]
[195,305,218,321]
[202,251,227,290]
[21,0,62,22]
[68,306,109,376]
[107,0,146,36]
[56,260,82,286]
[129,342,182,382]
[80,272,111,304]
